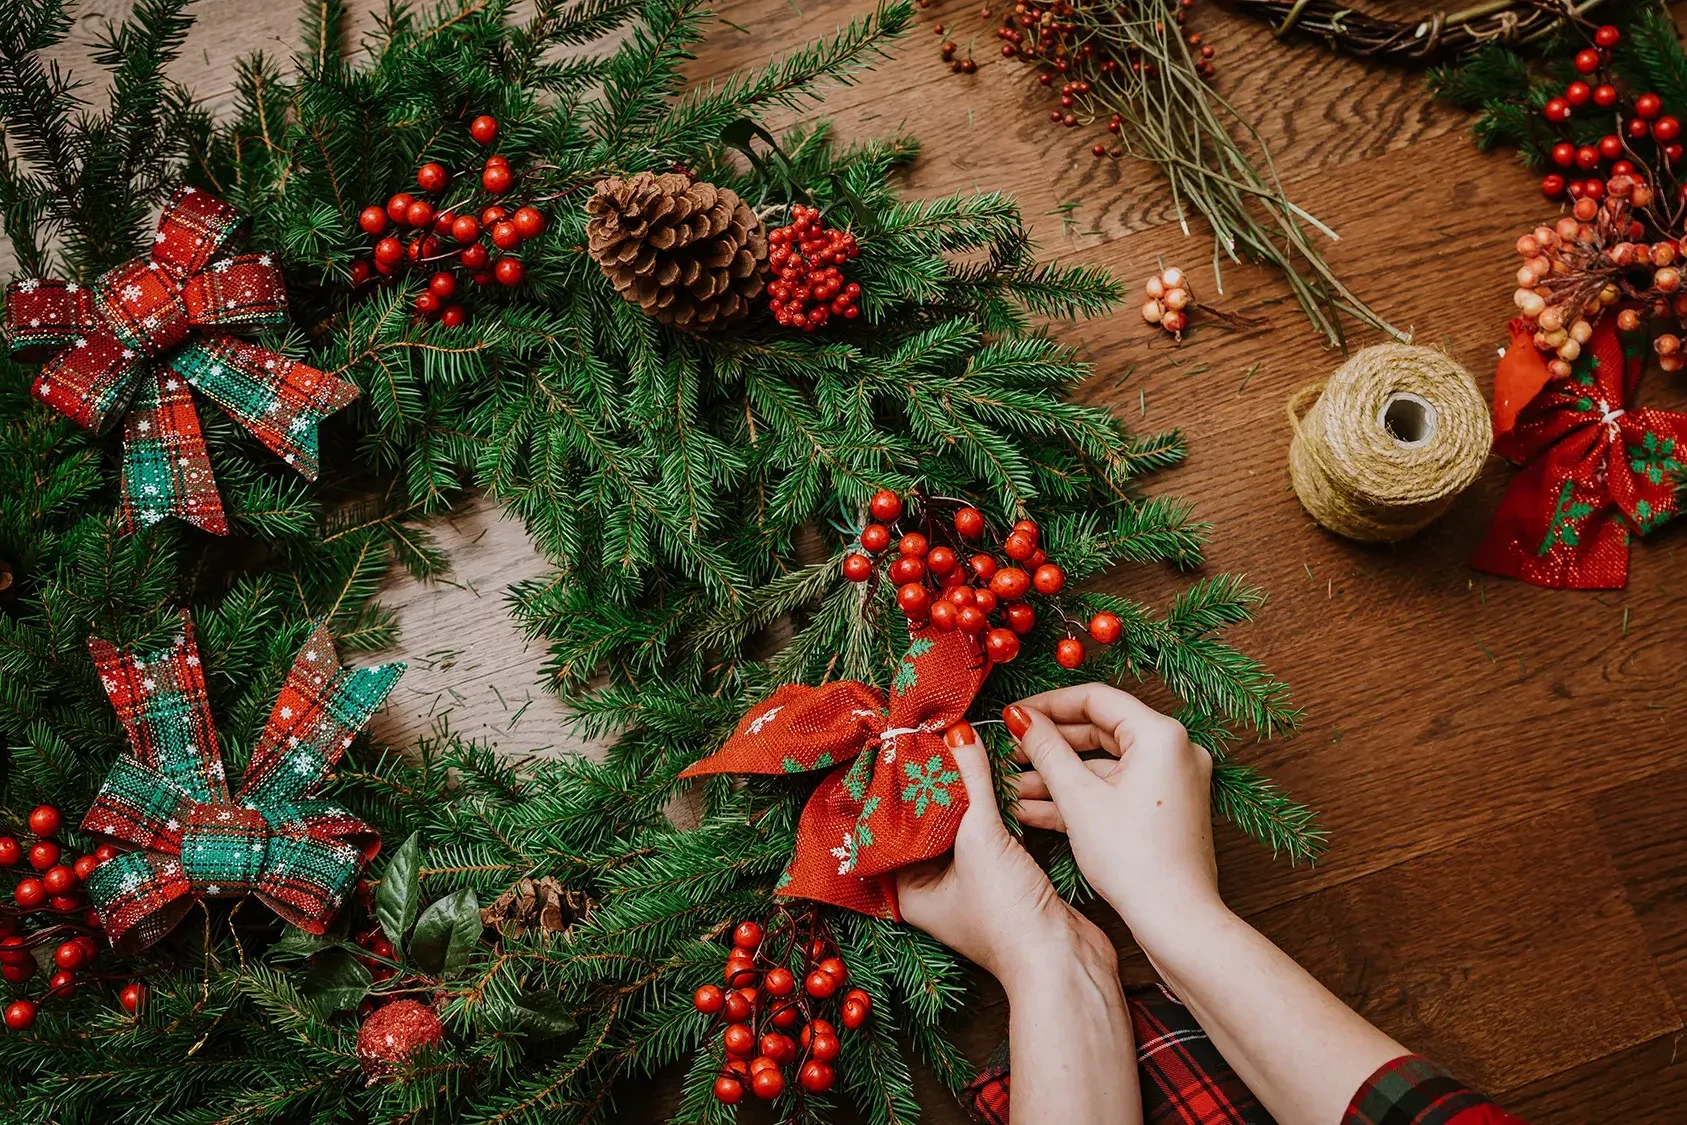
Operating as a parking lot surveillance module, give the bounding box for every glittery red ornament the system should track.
[356,999,445,1079]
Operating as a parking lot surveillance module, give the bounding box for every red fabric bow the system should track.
[3,186,357,535]
[1473,318,1685,588]
[682,627,990,918]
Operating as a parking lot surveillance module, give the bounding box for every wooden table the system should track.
[32,1,1687,1119]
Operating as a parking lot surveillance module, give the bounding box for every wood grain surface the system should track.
[24,0,1687,1120]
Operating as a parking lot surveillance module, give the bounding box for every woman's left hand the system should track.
[895,721,1115,992]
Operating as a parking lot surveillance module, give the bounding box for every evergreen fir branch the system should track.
[1210,758,1326,863]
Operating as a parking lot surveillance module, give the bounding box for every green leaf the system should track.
[407,888,480,977]
[298,947,372,1013]
[376,832,422,945]
[270,925,337,961]
[507,993,580,1039]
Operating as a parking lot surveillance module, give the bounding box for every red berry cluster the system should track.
[350,114,542,327]
[1537,25,1683,201]
[694,913,872,1105]
[842,489,1124,669]
[0,804,142,1031]
[767,205,861,330]
[947,0,1209,157]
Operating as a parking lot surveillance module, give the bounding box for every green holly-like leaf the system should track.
[900,754,960,816]
[376,832,422,946]
[408,888,481,977]
[298,947,372,1013]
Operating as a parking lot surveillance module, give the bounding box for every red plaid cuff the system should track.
[962,984,1274,1125]
[1345,1056,1526,1125]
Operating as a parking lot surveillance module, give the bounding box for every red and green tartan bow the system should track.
[3,186,358,535]
[80,612,403,954]
[1473,317,1686,589]
[682,627,990,918]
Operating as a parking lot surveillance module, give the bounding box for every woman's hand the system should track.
[1003,684,1222,943]
[895,721,1115,991]
[899,720,1142,1125]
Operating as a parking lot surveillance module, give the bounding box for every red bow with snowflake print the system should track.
[682,627,990,918]
[3,186,358,535]
[1474,317,1687,588]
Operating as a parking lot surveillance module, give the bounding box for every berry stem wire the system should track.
[1063,1,1407,348]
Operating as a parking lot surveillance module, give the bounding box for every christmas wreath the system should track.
[0,0,1316,1121]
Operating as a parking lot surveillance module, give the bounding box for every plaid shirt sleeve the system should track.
[1345,1056,1527,1125]
[962,990,1526,1125]
[961,984,1276,1125]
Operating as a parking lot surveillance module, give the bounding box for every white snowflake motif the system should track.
[18,279,38,292]
[288,735,301,747]
[120,872,142,892]
[121,283,143,302]
[747,705,784,735]
[121,348,135,360]
[166,818,179,830]
[258,254,272,266]
[154,230,167,243]
[830,831,855,876]
[225,299,236,309]
[292,753,314,774]
[882,744,897,766]
[136,420,150,434]
[65,282,79,292]
[29,318,40,327]
[265,357,277,370]
[165,378,180,390]
[290,417,307,431]
[283,453,295,464]
[178,456,190,467]
[304,649,318,662]
[217,809,232,822]
[142,677,157,690]
[279,706,293,720]
[213,259,232,273]
[185,654,200,667]
[163,861,179,875]
[141,509,163,525]
[210,761,225,779]
[74,337,87,348]
[207,885,222,895]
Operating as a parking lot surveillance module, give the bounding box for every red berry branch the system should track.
[843,489,1122,669]
[693,908,871,1104]
[0,804,143,1031]
[350,113,543,327]
[766,204,862,331]
[1513,24,1687,374]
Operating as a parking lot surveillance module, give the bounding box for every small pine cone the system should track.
[585,172,767,329]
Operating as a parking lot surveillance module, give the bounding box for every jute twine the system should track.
[1286,343,1491,543]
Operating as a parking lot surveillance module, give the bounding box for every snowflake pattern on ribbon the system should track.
[1474,318,1687,589]
[3,186,358,535]
[80,612,403,954]
[680,627,990,918]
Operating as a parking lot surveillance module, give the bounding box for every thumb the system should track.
[942,721,996,812]
[1003,703,1096,804]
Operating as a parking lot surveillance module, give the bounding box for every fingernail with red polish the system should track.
[944,721,975,748]
[1002,704,1032,738]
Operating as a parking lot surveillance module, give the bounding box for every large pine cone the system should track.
[585,172,767,329]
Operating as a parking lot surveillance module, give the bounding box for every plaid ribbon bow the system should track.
[1473,318,1686,588]
[3,186,358,535]
[81,612,404,954]
[682,627,990,918]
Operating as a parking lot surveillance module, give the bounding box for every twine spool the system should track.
[1287,343,1491,543]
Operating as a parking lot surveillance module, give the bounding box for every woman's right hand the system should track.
[1003,683,1224,942]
